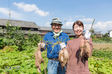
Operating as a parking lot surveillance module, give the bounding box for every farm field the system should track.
[93,43,112,50]
[0,43,112,74]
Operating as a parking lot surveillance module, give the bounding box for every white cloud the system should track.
[64,21,74,29]
[74,16,85,18]
[63,17,94,28]
[13,2,49,16]
[63,17,94,29]
[94,21,112,33]
[79,18,94,23]
[0,8,23,19]
[45,21,51,27]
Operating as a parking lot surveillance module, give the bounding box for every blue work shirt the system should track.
[43,31,70,59]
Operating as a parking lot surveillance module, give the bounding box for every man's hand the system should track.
[38,42,45,50]
[59,42,69,67]
[59,42,66,49]
[59,48,69,67]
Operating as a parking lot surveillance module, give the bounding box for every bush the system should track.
[3,45,18,52]
[0,38,4,49]
[2,23,41,51]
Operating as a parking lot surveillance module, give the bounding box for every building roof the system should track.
[39,26,52,31]
[0,19,39,28]
[0,19,74,36]
[39,26,74,34]
[62,28,74,34]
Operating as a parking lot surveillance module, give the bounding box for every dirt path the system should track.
[93,43,112,50]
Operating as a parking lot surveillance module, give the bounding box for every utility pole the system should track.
[7,0,12,26]
[8,0,11,19]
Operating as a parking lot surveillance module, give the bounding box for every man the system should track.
[36,18,70,74]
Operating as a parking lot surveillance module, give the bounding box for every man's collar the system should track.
[52,30,63,38]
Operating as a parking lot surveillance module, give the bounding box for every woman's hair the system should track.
[72,20,84,30]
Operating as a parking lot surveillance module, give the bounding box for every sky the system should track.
[0,0,112,34]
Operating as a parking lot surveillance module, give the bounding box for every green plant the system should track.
[3,23,41,51]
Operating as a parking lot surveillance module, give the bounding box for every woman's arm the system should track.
[80,38,93,58]
[84,38,93,57]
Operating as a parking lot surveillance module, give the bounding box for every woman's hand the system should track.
[80,38,85,57]
[84,40,91,57]
[80,38,91,57]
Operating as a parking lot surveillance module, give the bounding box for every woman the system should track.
[66,20,93,74]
